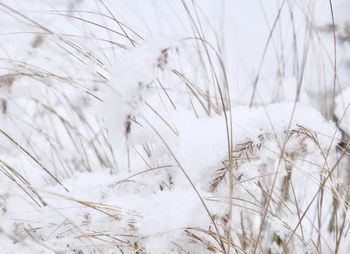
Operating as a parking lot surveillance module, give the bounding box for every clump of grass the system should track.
[0,1,350,254]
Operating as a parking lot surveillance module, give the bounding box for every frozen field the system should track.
[0,0,350,253]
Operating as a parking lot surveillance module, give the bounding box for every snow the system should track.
[0,0,350,253]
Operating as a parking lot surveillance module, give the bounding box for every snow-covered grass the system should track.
[0,0,350,253]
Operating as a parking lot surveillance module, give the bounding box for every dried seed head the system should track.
[0,74,15,90]
[125,115,131,136]
[157,48,169,70]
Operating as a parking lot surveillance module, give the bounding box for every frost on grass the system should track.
[1,0,350,253]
